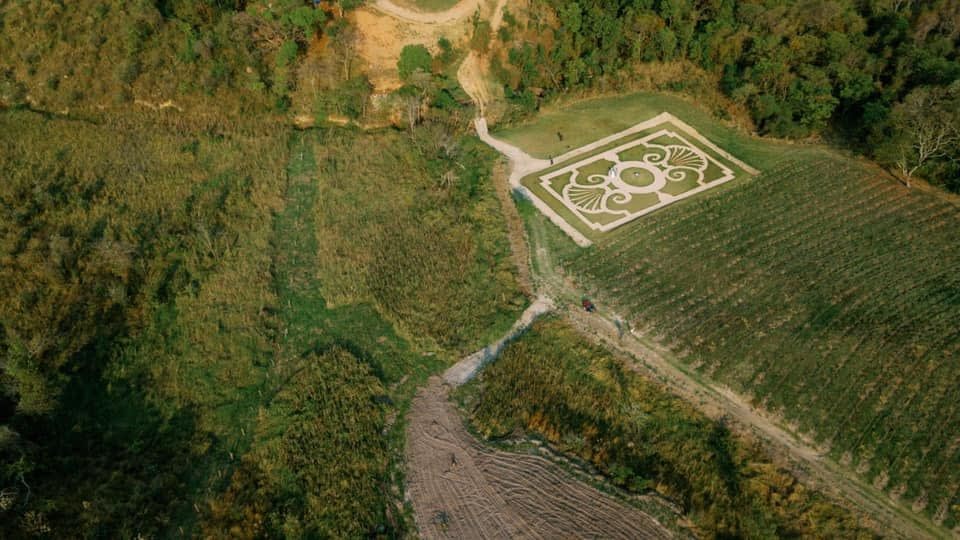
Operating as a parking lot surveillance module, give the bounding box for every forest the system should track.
[491,0,960,191]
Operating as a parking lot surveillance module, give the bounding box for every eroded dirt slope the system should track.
[405,377,673,539]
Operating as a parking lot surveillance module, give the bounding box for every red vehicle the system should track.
[582,298,596,312]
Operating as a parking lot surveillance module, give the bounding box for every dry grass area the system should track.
[405,377,673,539]
[352,7,469,92]
[391,0,462,11]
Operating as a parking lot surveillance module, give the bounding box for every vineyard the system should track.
[561,152,960,528]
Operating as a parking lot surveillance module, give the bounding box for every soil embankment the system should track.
[405,377,673,539]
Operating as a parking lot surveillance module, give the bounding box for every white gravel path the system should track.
[474,118,593,247]
[443,296,554,386]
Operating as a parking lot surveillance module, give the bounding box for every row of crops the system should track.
[564,154,960,527]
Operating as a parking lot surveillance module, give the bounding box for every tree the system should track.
[399,70,434,130]
[334,25,360,81]
[887,83,960,187]
[397,44,432,81]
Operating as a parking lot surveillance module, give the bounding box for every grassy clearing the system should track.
[311,126,526,355]
[456,318,874,538]
[494,92,795,170]
[391,0,462,12]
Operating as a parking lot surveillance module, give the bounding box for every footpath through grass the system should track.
[271,132,431,384]
[199,131,451,537]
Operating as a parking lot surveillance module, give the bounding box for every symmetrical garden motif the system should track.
[538,129,735,232]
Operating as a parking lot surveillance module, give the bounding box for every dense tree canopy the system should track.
[494,0,960,190]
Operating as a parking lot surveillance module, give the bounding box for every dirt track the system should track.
[372,0,481,24]
[405,377,673,539]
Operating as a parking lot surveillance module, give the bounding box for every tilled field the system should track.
[405,377,672,539]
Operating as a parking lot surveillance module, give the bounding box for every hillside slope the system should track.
[564,152,960,529]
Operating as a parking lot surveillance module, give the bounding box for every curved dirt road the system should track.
[372,0,481,24]
[443,298,553,386]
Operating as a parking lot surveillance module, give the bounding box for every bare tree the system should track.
[403,70,434,131]
[891,84,960,188]
[332,25,360,81]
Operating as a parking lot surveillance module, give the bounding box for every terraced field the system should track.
[563,153,960,528]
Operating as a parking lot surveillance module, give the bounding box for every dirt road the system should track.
[372,0,481,24]
[405,377,673,539]
[406,295,674,539]
[443,297,553,386]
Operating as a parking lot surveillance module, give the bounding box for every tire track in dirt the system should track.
[405,377,673,539]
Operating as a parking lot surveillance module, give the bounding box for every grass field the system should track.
[457,318,874,538]
[310,127,526,354]
[202,127,525,535]
[494,92,794,171]
[391,0,461,12]
[0,112,524,536]
[502,92,960,530]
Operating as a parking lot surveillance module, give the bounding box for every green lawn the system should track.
[517,111,755,240]
[494,92,794,170]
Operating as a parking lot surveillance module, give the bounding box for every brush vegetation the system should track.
[0,111,523,538]
[457,318,875,538]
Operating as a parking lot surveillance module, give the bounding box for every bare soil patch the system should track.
[353,6,470,92]
[405,377,673,539]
